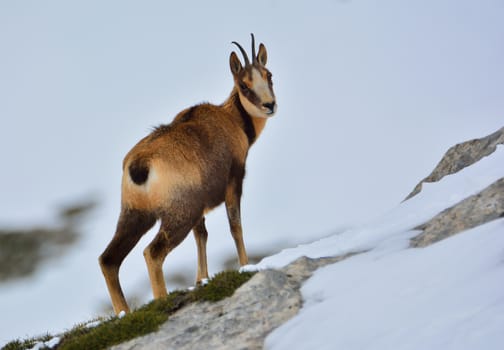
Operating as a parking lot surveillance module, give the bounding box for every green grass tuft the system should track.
[2,333,53,350]
[1,339,37,350]
[191,270,255,302]
[1,270,255,350]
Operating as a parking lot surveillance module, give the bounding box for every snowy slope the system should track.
[267,220,504,350]
[252,147,504,349]
[1,0,503,346]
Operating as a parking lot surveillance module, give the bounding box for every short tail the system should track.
[128,158,150,185]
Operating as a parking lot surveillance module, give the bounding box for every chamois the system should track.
[99,34,277,314]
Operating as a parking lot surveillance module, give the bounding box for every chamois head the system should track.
[230,34,277,118]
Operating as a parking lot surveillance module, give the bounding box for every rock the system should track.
[110,254,358,350]
[405,127,504,200]
[411,178,504,247]
[0,200,96,282]
[0,227,78,282]
[111,270,300,350]
[407,126,504,247]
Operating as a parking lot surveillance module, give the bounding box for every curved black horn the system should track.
[231,41,250,66]
[251,33,257,64]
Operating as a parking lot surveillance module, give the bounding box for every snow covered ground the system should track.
[1,0,503,346]
[257,146,504,349]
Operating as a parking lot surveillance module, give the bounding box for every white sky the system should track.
[0,0,503,344]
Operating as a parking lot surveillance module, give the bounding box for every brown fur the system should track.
[99,35,276,315]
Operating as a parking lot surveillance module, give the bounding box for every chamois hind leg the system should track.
[99,208,156,315]
[193,217,209,284]
[144,213,200,299]
[225,179,249,266]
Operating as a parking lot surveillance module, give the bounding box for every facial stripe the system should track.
[244,89,260,106]
[239,75,261,106]
[250,68,274,102]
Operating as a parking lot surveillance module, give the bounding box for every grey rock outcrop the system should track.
[111,254,356,350]
[411,178,504,247]
[408,127,504,247]
[0,200,96,282]
[406,127,504,200]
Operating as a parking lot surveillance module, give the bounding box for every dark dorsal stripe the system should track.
[177,106,197,124]
[129,158,149,185]
[234,94,256,145]
[150,106,198,139]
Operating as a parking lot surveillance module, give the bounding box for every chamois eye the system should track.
[266,72,273,85]
[239,83,249,92]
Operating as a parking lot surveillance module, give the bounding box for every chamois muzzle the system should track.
[263,101,276,115]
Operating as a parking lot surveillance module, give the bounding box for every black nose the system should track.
[262,102,276,113]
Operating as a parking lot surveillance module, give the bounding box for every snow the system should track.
[0,0,503,346]
[29,337,60,350]
[266,220,504,350]
[85,320,102,329]
[259,149,504,348]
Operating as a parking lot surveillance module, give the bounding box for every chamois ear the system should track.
[229,52,242,75]
[257,43,267,66]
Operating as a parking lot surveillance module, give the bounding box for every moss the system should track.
[1,339,37,350]
[191,270,255,302]
[2,334,52,350]
[1,270,255,350]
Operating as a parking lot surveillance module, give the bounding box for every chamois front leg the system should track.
[193,217,209,284]
[225,180,249,266]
